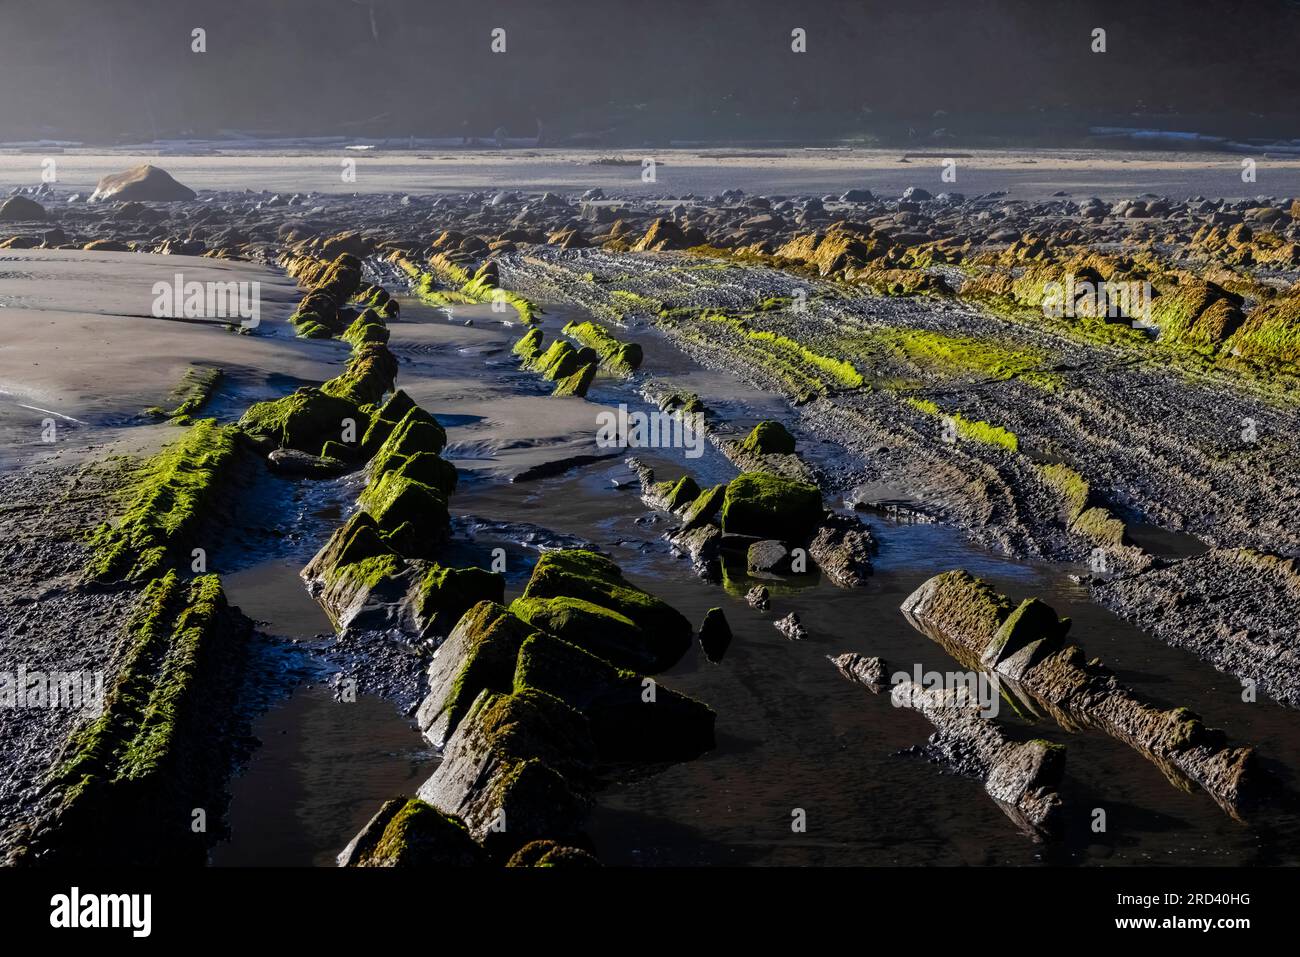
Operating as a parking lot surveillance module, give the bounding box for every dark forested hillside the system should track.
[1,0,1297,142]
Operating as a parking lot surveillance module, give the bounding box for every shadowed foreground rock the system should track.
[832,652,1065,841]
[901,570,1259,818]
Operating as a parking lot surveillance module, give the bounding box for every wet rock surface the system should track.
[832,652,1065,841]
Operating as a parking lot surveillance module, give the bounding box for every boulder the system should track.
[698,607,732,662]
[739,420,797,456]
[357,471,450,554]
[413,564,505,637]
[338,798,485,867]
[416,601,537,748]
[514,632,715,762]
[415,689,594,857]
[747,539,794,576]
[774,612,808,640]
[720,472,823,542]
[238,387,364,455]
[517,549,693,669]
[90,164,197,202]
[808,512,876,587]
[631,218,689,252]
[0,196,45,221]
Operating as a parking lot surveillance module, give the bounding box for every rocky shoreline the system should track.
[3,159,1299,864]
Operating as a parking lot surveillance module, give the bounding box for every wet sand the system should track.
[0,249,339,468]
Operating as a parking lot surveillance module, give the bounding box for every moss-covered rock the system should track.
[513,327,544,363]
[413,564,505,637]
[357,471,450,555]
[386,450,458,495]
[341,310,391,347]
[680,484,726,531]
[505,839,599,867]
[561,320,643,375]
[551,362,597,397]
[518,550,692,670]
[238,387,364,454]
[303,511,396,585]
[338,798,485,867]
[510,595,657,672]
[720,472,823,542]
[415,688,594,857]
[513,632,715,762]
[530,339,582,380]
[372,406,448,465]
[320,342,398,407]
[317,553,409,631]
[981,598,1071,676]
[16,572,251,866]
[85,419,240,583]
[416,601,539,747]
[740,420,797,455]
[664,475,701,511]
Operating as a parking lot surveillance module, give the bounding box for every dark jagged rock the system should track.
[338,798,486,867]
[699,607,732,662]
[832,652,1065,840]
[830,652,887,691]
[774,611,807,640]
[747,539,794,576]
[808,511,876,587]
[0,196,45,221]
[901,570,1258,818]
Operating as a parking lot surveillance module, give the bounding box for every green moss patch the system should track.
[561,320,643,375]
[86,420,240,583]
[519,550,693,669]
[146,365,223,424]
[415,564,505,636]
[719,472,823,542]
[239,387,365,455]
[905,397,1019,452]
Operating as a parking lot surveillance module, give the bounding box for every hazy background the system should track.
[1,0,1297,144]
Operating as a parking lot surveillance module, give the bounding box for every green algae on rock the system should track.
[338,798,486,867]
[720,472,823,542]
[8,572,251,866]
[561,319,643,375]
[513,632,715,762]
[901,570,1258,817]
[85,419,241,584]
[239,387,366,457]
[505,839,599,867]
[518,549,693,669]
[145,365,223,425]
